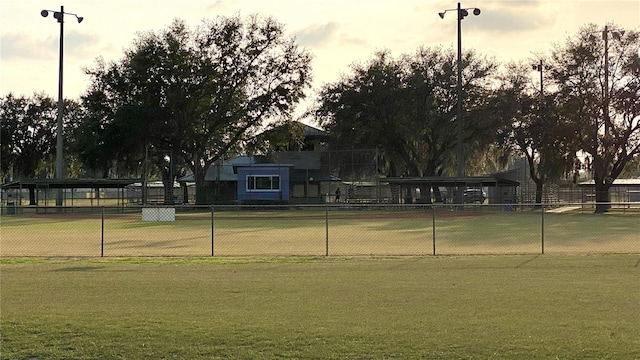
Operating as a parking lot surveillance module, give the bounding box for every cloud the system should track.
[293,21,369,51]
[204,0,235,13]
[294,22,340,48]
[65,31,101,58]
[1,33,52,61]
[1,31,101,63]
[464,2,556,34]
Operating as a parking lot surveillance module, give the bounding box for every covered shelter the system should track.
[577,178,640,204]
[383,176,520,205]
[1,178,142,210]
[290,169,341,204]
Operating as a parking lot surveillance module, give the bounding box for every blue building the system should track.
[234,163,294,204]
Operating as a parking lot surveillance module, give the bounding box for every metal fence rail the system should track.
[1,203,639,257]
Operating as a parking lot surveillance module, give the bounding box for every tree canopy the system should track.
[491,62,579,205]
[77,15,312,203]
[0,93,84,181]
[313,47,498,178]
[549,24,640,212]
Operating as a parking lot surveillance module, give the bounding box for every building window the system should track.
[247,175,280,191]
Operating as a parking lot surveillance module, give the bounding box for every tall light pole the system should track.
[532,59,548,124]
[532,60,544,100]
[589,26,624,140]
[601,26,624,139]
[41,6,83,206]
[439,3,480,178]
[587,26,624,211]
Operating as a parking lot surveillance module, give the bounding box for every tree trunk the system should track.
[432,186,445,203]
[181,183,189,204]
[525,152,543,208]
[594,182,611,213]
[195,183,208,205]
[592,155,611,213]
[160,167,175,205]
[194,164,209,205]
[418,185,432,204]
[534,178,543,207]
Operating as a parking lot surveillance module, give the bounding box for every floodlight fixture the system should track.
[532,60,547,99]
[41,8,83,23]
[611,30,624,40]
[439,6,480,20]
[589,26,625,42]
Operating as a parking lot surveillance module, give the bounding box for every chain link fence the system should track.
[1,203,639,257]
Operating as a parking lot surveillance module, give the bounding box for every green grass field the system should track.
[1,255,639,359]
[1,208,639,257]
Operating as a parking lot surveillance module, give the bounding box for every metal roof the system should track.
[383,176,520,187]
[301,123,327,138]
[178,155,276,182]
[1,178,142,190]
[290,169,341,182]
[578,178,640,187]
[232,163,295,174]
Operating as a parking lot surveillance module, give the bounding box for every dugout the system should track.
[577,178,640,204]
[1,178,142,211]
[384,176,519,205]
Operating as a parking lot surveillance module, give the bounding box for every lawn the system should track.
[1,255,639,359]
[1,207,639,256]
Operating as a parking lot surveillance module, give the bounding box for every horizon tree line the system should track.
[1,15,638,212]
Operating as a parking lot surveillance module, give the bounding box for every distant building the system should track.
[180,123,340,205]
[234,163,294,204]
[578,178,640,203]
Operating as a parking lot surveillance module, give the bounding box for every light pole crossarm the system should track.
[438,5,481,19]
[41,8,84,23]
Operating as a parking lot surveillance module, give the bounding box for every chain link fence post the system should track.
[432,205,436,256]
[101,206,105,257]
[325,205,329,256]
[211,206,215,257]
[541,203,545,255]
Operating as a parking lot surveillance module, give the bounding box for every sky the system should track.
[1,0,639,119]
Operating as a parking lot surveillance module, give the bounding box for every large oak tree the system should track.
[78,15,312,203]
[313,47,498,201]
[550,24,640,212]
[492,62,578,205]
